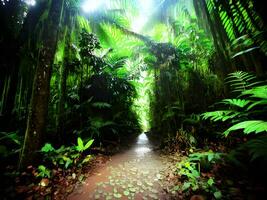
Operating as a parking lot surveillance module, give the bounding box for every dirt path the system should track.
[68,133,169,200]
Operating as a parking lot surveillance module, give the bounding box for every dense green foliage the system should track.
[0,0,267,199]
[202,71,267,136]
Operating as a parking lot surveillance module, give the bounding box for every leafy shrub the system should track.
[175,152,222,199]
[189,151,224,172]
[37,165,51,178]
[40,137,94,169]
[202,71,267,171]
[202,71,267,136]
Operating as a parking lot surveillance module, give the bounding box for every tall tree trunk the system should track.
[19,0,65,169]
[57,9,77,142]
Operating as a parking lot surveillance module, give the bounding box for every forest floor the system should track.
[6,132,263,200]
[68,133,177,200]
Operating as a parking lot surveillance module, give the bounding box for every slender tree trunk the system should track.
[57,25,71,142]
[19,0,65,169]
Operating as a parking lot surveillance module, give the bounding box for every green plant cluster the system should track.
[40,137,94,170]
[202,71,267,136]
[175,151,223,199]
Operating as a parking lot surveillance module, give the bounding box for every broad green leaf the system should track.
[84,139,94,150]
[76,137,84,151]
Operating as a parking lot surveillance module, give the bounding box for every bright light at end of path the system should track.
[139,133,148,141]
[137,133,148,144]
[82,0,103,13]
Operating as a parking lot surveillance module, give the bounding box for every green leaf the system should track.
[214,191,222,199]
[182,182,191,191]
[232,47,260,58]
[202,110,239,122]
[191,169,200,178]
[38,165,46,171]
[84,139,94,150]
[246,99,267,110]
[64,158,73,169]
[224,120,267,136]
[207,178,214,186]
[242,85,267,99]
[41,143,55,153]
[208,154,213,162]
[82,155,92,164]
[221,99,250,108]
[77,137,84,148]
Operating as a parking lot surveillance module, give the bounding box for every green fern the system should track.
[221,99,251,108]
[246,99,267,111]
[202,110,240,122]
[242,85,267,110]
[242,85,267,99]
[224,120,267,136]
[225,71,260,93]
[202,71,267,137]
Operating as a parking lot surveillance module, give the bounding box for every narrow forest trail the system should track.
[68,133,170,200]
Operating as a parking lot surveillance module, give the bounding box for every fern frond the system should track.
[224,120,267,136]
[225,71,258,93]
[221,99,251,108]
[246,99,267,110]
[242,85,267,99]
[202,110,240,122]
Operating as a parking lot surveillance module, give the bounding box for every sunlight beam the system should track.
[131,0,155,33]
[139,0,154,10]
[131,15,147,33]
[82,0,104,13]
